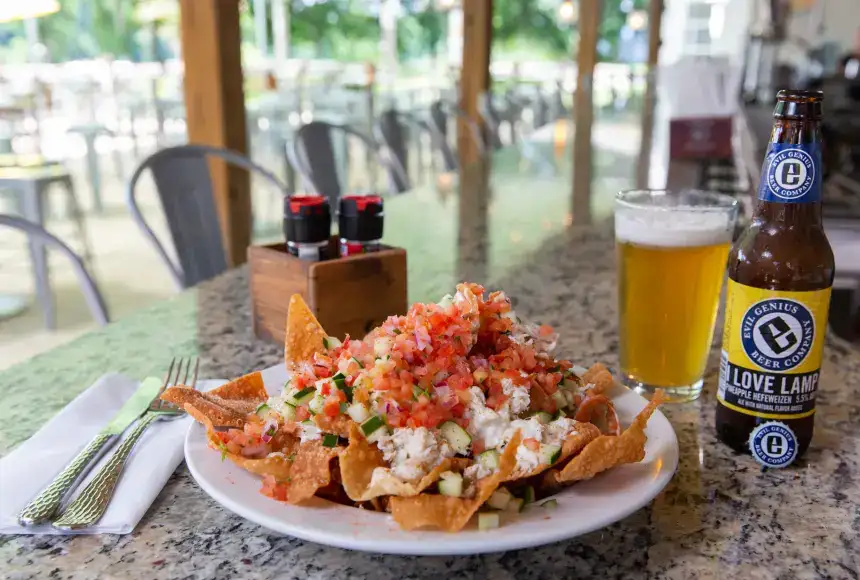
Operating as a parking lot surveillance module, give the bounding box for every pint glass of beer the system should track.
[616,190,739,402]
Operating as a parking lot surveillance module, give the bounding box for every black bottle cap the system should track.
[338,195,384,242]
[284,195,331,244]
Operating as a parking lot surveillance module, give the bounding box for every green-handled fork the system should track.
[52,357,199,531]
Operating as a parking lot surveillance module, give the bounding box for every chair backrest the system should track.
[477,92,504,149]
[427,100,487,171]
[289,121,409,203]
[0,214,109,325]
[126,144,287,289]
[374,110,414,193]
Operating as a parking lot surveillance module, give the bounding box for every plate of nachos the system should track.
[171,284,678,554]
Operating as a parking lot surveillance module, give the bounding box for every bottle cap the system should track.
[748,421,799,469]
[338,195,384,242]
[284,195,331,245]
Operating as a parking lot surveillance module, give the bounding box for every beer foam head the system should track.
[615,209,734,247]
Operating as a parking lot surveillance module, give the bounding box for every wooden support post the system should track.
[572,0,601,226]
[456,0,492,283]
[179,0,251,267]
[458,0,492,168]
[636,0,664,189]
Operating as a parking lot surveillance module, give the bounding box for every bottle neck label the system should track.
[757,142,821,203]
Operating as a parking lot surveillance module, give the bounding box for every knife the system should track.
[17,376,164,526]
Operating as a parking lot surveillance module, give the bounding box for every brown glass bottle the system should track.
[715,90,834,460]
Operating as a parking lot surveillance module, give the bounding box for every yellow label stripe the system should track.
[716,395,816,420]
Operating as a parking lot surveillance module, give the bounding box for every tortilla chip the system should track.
[505,421,600,481]
[161,371,267,428]
[285,294,328,368]
[162,390,256,427]
[581,363,614,396]
[186,403,339,504]
[389,431,523,532]
[528,380,557,414]
[287,441,341,503]
[544,390,665,486]
[209,371,268,401]
[339,424,386,500]
[313,414,353,439]
[338,424,470,501]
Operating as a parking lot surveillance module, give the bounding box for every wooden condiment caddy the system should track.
[248,237,407,343]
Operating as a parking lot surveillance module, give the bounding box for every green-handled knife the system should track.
[17,376,165,526]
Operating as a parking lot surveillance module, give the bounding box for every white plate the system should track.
[185,363,679,555]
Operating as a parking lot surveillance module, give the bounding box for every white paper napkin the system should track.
[0,373,224,535]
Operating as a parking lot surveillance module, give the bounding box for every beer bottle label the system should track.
[757,142,821,203]
[718,279,831,419]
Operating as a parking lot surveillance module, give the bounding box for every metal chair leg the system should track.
[19,182,55,329]
[62,176,93,267]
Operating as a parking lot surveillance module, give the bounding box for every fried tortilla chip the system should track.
[505,421,600,481]
[338,424,469,501]
[162,372,267,427]
[389,431,523,532]
[186,403,339,504]
[544,390,665,486]
[285,294,328,368]
[313,414,353,439]
[581,363,614,396]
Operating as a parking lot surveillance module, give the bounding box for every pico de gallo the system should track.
[220,283,618,501]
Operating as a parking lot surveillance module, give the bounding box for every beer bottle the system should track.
[715,90,834,467]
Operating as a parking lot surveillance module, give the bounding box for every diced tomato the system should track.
[523,438,540,451]
[321,382,332,396]
[539,324,554,337]
[323,398,341,417]
[295,406,310,421]
[260,475,289,502]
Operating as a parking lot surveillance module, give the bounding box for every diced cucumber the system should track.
[366,426,389,444]
[477,449,501,471]
[554,408,567,420]
[412,384,429,400]
[551,390,568,410]
[351,356,362,367]
[522,485,535,505]
[282,378,292,390]
[439,421,472,455]
[539,444,562,465]
[321,433,339,448]
[478,512,500,530]
[289,386,316,405]
[438,294,454,308]
[487,488,513,510]
[438,472,463,497]
[346,402,370,423]
[322,336,342,350]
[332,373,352,401]
[539,499,558,509]
[532,411,552,425]
[360,415,385,436]
[564,389,576,407]
[500,309,517,321]
[280,402,297,421]
[308,394,326,415]
[255,403,270,417]
[506,497,525,513]
[570,365,588,378]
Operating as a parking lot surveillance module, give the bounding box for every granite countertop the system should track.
[2,152,860,578]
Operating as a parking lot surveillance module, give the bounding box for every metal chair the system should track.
[0,214,109,326]
[477,92,505,150]
[126,144,288,290]
[426,100,486,171]
[288,121,409,207]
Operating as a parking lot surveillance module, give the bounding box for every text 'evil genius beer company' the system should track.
[716,90,834,466]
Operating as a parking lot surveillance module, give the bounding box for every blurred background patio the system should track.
[1,0,859,369]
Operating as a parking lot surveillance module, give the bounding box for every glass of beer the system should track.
[616,190,738,402]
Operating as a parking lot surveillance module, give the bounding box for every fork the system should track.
[52,357,199,531]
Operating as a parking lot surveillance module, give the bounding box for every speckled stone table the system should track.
[2,223,859,580]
